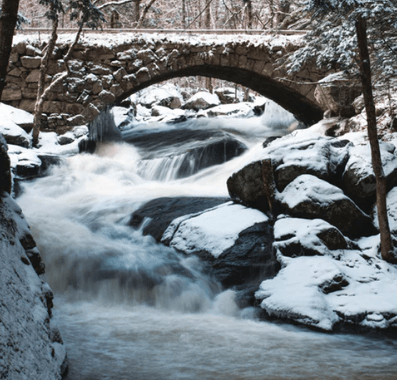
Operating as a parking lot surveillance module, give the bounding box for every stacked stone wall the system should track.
[4,35,326,132]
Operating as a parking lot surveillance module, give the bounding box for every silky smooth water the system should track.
[18,105,397,379]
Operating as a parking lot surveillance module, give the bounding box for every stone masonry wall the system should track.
[4,34,326,133]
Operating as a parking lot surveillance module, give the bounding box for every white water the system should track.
[18,104,397,379]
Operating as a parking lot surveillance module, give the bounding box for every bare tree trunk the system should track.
[205,0,211,28]
[276,0,289,26]
[245,0,252,29]
[205,77,213,93]
[32,9,59,147]
[356,16,396,263]
[0,0,20,101]
[136,0,157,28]
[134,0,140,26]
[182,0,186,28]
[262,159,278,217]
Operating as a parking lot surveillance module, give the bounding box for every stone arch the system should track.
[5,35,328,130]
[114,66,324,126]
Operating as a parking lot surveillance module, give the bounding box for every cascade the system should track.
[17,101,397,380]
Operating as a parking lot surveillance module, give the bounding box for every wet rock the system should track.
[227,161,268,212]
[130,197,229,242]
[130,197,278,294]
[57,132,75,145]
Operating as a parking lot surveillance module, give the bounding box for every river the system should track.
[17,103,397,379]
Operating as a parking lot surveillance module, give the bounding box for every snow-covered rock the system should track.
[0,193,67,379]
[214,87,244,104]
[256,234,397,331]
[343,141,397,210]
[0,102,34,130]
[0,120,32,148]
[184,91,221,111]
[133,83,183,109]
[274,216,348,257]
[163,202,269,258]
[207,103,254,118]
[130,197,277,290]
[227,135,351,210]
[278,174,376,239]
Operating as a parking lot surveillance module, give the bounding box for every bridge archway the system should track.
[115,66,324,126]
[6,34,328,129]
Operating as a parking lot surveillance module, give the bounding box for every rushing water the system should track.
[18,102,397,379]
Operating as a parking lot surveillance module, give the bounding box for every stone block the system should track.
[19,99,36,113]
[2,87,22,101]
[22,88,38,100]
[26,70,41,83]
[13,41,27,55]
[21,56,41,69]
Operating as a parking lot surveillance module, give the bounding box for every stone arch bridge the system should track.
[4,32,327,132]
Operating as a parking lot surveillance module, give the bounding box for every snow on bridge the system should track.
[5,30,326,131]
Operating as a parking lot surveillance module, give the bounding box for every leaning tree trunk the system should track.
[32,10,59,147]
[136,0,157,28]
[0,0,21,101]
[356,16,397,263]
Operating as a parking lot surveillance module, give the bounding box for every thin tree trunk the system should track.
[136,0,157,28]
[134,0,140,27]
[32,9,59,147]
[182,0,186,28]
[356,16,396,263]
[0,0,20,101]
[262,158,278,217]
[205,0,211,28]
[245,0,252,29]
[276,0,289,26]
[205,77,213,93]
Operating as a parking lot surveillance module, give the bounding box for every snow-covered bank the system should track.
[0,192,67,379]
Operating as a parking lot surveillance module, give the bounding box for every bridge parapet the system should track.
[4,33,326,133]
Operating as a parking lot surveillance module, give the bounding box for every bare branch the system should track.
[136,0,157,28]
[97,0,139,10]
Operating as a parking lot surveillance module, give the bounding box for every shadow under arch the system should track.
[114,66,324,126]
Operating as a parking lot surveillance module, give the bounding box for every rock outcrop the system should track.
[0,133,67,379]
[130,197,278,301]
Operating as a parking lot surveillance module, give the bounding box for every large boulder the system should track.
[133,84,183,109]
[184,91,221,111]
[0,120,32,148]
[130,198,278,295]
[278,174,376,239]
[342,142,397,211]
[273,217,348,258]
[0,187,67,378]
[227,135,351,210]
[129,197,229,242]
[314,71,362,117]
[227,161,267,211]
